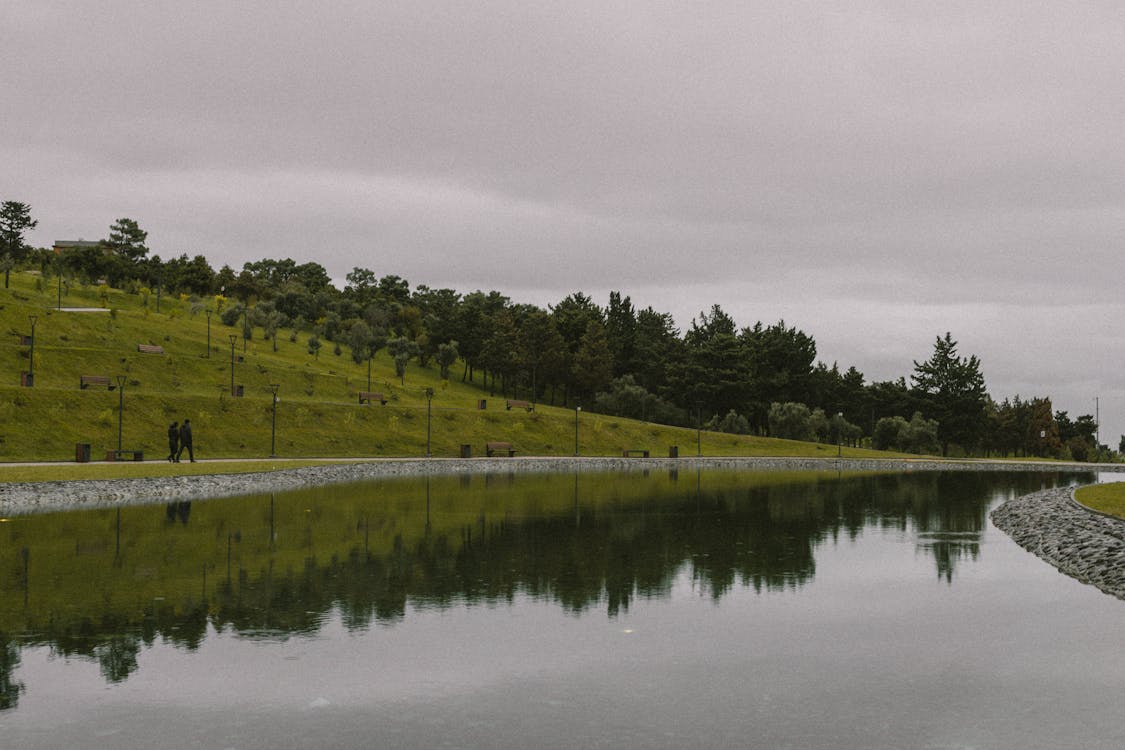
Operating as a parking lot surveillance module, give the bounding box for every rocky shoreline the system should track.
[990,486,1125,601]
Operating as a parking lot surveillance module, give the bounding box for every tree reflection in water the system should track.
[0,469,1090,701]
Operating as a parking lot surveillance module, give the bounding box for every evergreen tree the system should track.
[0,201,37,289]
[911,333,987,455]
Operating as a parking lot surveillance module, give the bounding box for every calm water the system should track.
[0,469,1122,749]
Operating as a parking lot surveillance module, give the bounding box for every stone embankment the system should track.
[991,487,1125,601]
[1,455,1118,517]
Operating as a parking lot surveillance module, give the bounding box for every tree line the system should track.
[1,204,1105,459]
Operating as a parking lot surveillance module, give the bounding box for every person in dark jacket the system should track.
[167,421,179,462]
[177,419,195,463]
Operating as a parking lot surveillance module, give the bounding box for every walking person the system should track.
[177,418,195,463]
[167,421,179,462]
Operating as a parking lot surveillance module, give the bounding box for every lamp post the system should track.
[695,402,702,457]
[155,272,161,313]
[205,309,212,358]
[229,334,237,396]
[425,387,434,457]
[574,402,581,456]
[116,375,127,452]
[57,258,63,310]
[269,384,280,457]
[836,412,843,458]
[27,314,37,386]
[367,353,373,393]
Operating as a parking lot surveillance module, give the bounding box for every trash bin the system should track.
[460,444,472,458]
[234,384,244,397]
[669,445,679,458]
[20,371,33,387]
[75,443,91,463]
[477,399,487,410]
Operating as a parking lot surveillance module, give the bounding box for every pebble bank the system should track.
[990,486,1125,601]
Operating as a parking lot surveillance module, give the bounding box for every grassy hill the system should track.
[0,271,902,464]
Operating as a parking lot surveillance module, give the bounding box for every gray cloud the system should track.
[4,1,1124,440]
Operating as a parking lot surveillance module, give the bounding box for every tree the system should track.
[387,336,420,385]
[0,201,37,289]
[672,305,745,418]
[911,333,987,456]
[742,320,817,431]
[436,341,459,380]
[571,320,614,400]
[103,218,148,263]
[768,402,814,441]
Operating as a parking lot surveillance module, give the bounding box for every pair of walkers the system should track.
[166,419,195,463]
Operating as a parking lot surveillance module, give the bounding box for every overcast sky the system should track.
[4,1,1123,443]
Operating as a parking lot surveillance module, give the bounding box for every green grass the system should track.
[1074,482,1125,519]
[1,269,914,475]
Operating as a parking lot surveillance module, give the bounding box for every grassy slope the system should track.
[1074,482,1125,519]
[1,270,906,472]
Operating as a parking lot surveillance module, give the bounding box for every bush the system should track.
[768,402,814,441]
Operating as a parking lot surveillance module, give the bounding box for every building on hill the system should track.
[52,240,104,254]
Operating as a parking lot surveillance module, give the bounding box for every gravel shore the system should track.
[991,487,1125,601]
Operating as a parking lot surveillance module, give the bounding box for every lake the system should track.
[1,469,1122,749]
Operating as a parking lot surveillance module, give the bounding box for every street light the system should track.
[116,375,127,452]
[836,412,843,458]
[425,387,434,457]
[205,309,212,357]
[27,315,37,387]
[229,334,238,396]
[269,384,280,457]
[574,402,582,456]
[695,402,702,457]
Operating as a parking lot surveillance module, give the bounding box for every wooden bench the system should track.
[104,449,144,461]
[622,449,650,458]
[358,391,387,405]
[505,399,534,412]
[485,441,516,457]
[137,344,164,354]
[80,375,115,390]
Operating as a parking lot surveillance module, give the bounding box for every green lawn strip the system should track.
[1073,482,1125,519]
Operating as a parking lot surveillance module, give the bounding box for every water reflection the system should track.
[0,469,1089,704]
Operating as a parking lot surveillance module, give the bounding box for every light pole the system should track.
[205,309,212,357]
[836,412,843,458]
[27,314,37,387]
[269,384,280,457]
[574,402,581,456]
[367,353,373,393]
[695,402,702,457]
[116,375,127,452]
[425,387,434,457]
[57,258,63,310]
[155,272,161,313]
[229,334,237,396]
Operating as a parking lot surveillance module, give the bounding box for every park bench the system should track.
[485,441,516,457]
[104,449,144,461]
[137,344,164,354]
[80,375,115,390]
[622,449,650,457]
[505,399,534,412]
[359,391,387,405]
